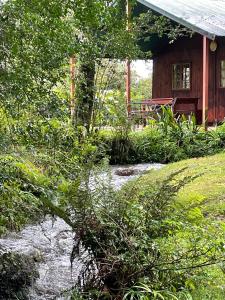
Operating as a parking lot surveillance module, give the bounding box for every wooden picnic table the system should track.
[130,97,199,122]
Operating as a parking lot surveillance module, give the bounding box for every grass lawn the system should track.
[139,152,225,220]
[131,152,225,299]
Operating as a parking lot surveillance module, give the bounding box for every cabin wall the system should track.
[152,35,203,104]
[215,37,225,122]
[152,34,225,123]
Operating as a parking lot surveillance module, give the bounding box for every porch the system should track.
[124,0,225,128]
[125,35,210,127]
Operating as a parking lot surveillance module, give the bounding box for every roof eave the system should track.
[138,0,216,40]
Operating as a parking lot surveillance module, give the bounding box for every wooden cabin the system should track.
[128,0,225,125]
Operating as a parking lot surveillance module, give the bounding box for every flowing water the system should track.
[0,163,163,300]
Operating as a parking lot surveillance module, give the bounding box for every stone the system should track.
[115,168,139,176]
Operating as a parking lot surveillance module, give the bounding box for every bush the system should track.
[43,167,225,299]
[0,109,12,151]
[10,116,77,151]
[98,127,189,164]
[0,252,39,299]
[98,112,225,165]
[131,127,187,163]
[0,154,55,235]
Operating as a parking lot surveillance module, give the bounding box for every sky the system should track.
[132,60,153,79]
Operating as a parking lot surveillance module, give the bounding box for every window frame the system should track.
[219,59,225,89]
[172,62,191,91]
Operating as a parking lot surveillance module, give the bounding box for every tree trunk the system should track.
[75,60,95,132]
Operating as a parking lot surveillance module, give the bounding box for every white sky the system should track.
[132,60,153,79]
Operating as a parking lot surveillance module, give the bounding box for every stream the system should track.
[0,163,162,300]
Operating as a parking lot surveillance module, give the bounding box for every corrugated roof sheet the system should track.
[138,0,225,39]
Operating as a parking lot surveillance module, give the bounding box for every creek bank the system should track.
[0,163,163,299]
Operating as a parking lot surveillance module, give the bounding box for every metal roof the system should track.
[138,0,225,40]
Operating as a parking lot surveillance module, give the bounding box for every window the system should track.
[220,60,225,88]
[172,63,191,90]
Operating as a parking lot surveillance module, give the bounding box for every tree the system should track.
[0,0,75,117]
[0,0,189,128]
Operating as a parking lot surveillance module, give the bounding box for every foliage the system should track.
[0,109,12,151]
[0,154,55,235]
[0,0,190,131]
[12,116,77,151]
[65,152,225,299]
[131,69,153,101]
[0,110,105,235]
[36,165,225,299]
[0,251,39,299]
[129,151,225,299]
[92,59,153,128]
[98,109,225,164]
[123,283,192,300]
[1,1,225,299]
[0,0,135,127]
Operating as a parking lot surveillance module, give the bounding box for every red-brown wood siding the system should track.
[152,34,225,123]
[215,37,225,122]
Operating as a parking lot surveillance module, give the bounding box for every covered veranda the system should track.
[125,0,225,128]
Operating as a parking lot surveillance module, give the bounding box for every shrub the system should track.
[98,126,135,164]
[0,109,12,151]
[98,127,188,164]
[0,155,54,235]
[43,168,225,299]
[98,111,225,165]
[131,127,187,163]
[0,252,39,299]
[11,116,78,151]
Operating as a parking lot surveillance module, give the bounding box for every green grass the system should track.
[137,152,225,220]
[130,152,225,299]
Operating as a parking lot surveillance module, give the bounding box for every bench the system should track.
[173,97,199,119]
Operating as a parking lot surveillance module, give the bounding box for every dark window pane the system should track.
[172,63,191,90]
